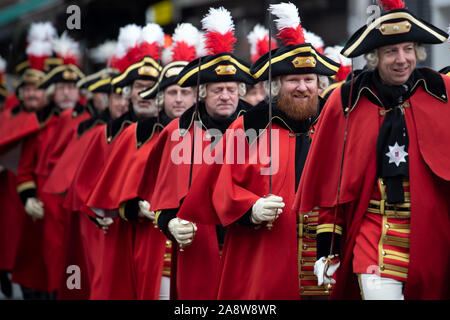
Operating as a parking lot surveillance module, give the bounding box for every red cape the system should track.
[179,117,300,299]
[86,120,167,299]
[43,124,103,195]
[35,104,91,178]
[295,75,450,299]
[0,170,25,271]
[0,107,40,154]
[87,122,159,209]
[138,118,221,300]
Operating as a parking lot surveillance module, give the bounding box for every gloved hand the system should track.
[137,200,155,220]
[251,195,285,224]
[95,217,114,232]
[25,197,44,220]
[168,217,197,246]
[314,256,341,286]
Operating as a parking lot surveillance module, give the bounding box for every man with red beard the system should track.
[177,2,339,299]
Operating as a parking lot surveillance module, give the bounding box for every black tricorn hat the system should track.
[341,7,448,58]
[439,66,450,77]
[38,64,85,89]
[176,52,255,87]
[77,67,118,90]
[139,61,189,100]
[251,43,339,81]
[88,75,122,95]
[110,56,162,89]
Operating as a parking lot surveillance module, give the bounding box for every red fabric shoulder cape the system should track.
[43,124,103,195]
[35,106,91,178]
[0,108,39,154]
[87,123,160,210]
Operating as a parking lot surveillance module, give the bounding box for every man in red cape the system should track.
[86,23,199,300]
[177,2,339,300]
[137,7,255,300]
[295,0,450,300]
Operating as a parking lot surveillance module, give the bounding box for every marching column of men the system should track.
[0,0,449,300]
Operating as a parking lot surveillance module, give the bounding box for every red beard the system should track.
[276,90,318,121]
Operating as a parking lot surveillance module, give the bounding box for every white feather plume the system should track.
[324,45,351,66]
[196,32,208,57]
[247,24,269,57]
[27,21,57,43]
[201,7,234,34]
[269,2,300,31]
[140,23,164,46]
[52,31,80,58]
[116,24,142,58]
[26,40,53,57]
[172,23,201,47]
[0,56,6,73]
[161,47,173,65]
[89,40,117,64]
[304,30,324,49]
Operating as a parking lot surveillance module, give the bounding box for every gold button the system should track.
[380,110,386,116]
[403,102,410,108]
[72,111,78,117]
[303,244,308,250]
[107,136,112,143]
[385,223,390,229]
[205,133,211,139]
[442,95,447,99]
[380,265,385,271]
[303,215,308,221]
[180,129,186,135]
[382,250,386,256]
[300,259,305,265]
[393,25,399,31]
[299,273,304,279]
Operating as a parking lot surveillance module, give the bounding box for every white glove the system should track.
[168,218,197,246]
[314,256,341,286]
[251,195,285,224]
[138,200,155,220]
[25,197,44,220]
[95,217,114,232]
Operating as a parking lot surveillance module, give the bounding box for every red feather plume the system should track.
[378,0,405,11]
[204,31,236,55]
[277,25,305,46]
[172,41,197,62]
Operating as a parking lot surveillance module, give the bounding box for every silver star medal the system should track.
[385,142,408,167]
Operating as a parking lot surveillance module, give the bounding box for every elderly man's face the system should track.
[204,82,239,118]
[377,42,416,86]
[54,82,80,109]
[23,83,48,111]
[277,73,319,121]
[131,79,157,118]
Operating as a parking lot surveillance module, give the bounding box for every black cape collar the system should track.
[243,99,313,145]
[178,99,252,135]
[135,110,171,149]
[36,102,61,125]
[77,109,110,138]
[106,106,138,144]
[341,67,448,115]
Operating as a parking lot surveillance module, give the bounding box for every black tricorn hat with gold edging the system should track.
[252,3,339,82]
[38,64,85,89]
[176,7,255,88]
[110,56,162,89]
[341,1,448,58]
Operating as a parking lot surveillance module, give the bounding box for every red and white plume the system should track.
[378,0,405,11]
[325,45,352,82]
[52,31,81,66]
[110,24,141,72]
[163,23,200,64]
[247,24,278,63]
[26,24,55,71]
[27,21,57,44]
[201,7,236,55]
[304,29,324,54]
[89,40,117,65]
[196,31,208,58]
[269,2,305,46]
[134,23,165,62]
